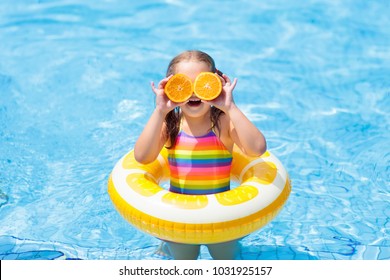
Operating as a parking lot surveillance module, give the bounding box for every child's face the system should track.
[175,60,212,117]
[175,60,211,82]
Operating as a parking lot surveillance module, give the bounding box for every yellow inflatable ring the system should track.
[108,147,291,244]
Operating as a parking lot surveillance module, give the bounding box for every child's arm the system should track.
[227,103,267,156]
[134,108,167,164]
[209,74,267,157]
[134,76,180,164]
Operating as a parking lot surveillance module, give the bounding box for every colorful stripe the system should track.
[168,130,232,195]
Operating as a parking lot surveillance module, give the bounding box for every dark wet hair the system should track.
[165,50,224,148]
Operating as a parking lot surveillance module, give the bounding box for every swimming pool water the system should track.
[0,0,389,260]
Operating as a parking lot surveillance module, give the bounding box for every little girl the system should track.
[134,50,267,259]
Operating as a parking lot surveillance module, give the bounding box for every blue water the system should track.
[0,0,389,260]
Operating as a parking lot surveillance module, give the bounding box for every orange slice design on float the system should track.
[164,73,193,103]
[194,72,222,100]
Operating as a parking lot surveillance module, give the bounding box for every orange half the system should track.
[194,72,222,100]
[164,74,193,103]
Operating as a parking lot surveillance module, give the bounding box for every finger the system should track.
[150,81,158,95]
[222,73,231,84]
[231,78,238,89]
[163,74,173,83]
[158,79,165,89]
[216,71,227,84]
[218,74,226,86]
[158,75,172,89]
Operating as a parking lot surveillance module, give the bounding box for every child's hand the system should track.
[150,76,185,115]
[205,73,238,113]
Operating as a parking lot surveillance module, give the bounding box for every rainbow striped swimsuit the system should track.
[168,130,233,195]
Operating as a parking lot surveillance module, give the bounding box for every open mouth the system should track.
[187,98,202,107]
